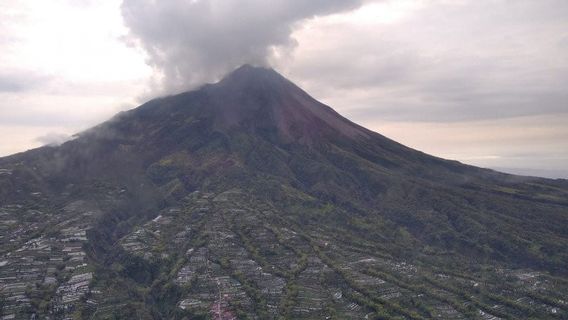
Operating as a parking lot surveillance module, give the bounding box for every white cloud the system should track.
[0,0,566,178]
[120,0,365,94]
[35,132,72,146]
[0,0,150,155]
[284,0,568,121]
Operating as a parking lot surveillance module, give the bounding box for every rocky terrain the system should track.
[0,65,566,319]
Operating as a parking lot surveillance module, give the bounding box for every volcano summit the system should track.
[0,65,566,319]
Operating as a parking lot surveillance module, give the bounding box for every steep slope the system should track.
[0,65,566,319]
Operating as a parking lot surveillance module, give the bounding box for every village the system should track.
[100,190,567,319]
[0,187,566,319]
[0,179,120,319]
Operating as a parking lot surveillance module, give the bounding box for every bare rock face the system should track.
[205,64,371,143]
[0,65,567,319]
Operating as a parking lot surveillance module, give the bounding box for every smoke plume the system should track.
[121,0,364,94]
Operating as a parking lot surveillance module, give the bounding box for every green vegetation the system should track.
[0,65,566,319]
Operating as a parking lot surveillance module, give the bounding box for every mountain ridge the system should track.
[0,65,566,319]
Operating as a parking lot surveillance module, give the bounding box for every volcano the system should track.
[0,65,566,319]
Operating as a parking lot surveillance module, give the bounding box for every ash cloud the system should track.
[120,0,365,95]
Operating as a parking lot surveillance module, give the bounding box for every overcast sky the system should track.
[1,0,567,178]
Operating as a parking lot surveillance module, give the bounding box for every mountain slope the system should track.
[0,65,566,319]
